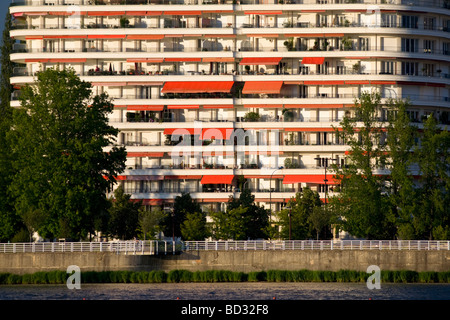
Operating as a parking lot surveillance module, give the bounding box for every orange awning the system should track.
[200,128,234,140]
[240,57,282,65]
[127,152,165,157]
[164,58,202,62]
[244,11,283,15]
[284,127,339,132]
[284,104,344,109]
[201,175,235,185]
[203,104,234,109]
[161,81,234,94]
[88,11,125,16]
[247,34,279,38]
[127,105,164,111]
[164,11,202,15]
[163,128,197,135]
[167,105,200,109]
[301,57,325,65]
[244,104,283,108]
[283,175,340,185]
[127,35,164,40]
[49,58,87,63]
[202,57,235,63]
[242,81,283,94]
[303,80,345,85]
[87,35,126,39]
[44,35,86,39]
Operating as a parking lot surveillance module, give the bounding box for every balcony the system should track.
[10,0,450,9]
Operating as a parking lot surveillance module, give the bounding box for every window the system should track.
[401,61,419,75]
[380,61,394,74]
[406,110,419,122]
[422,63,434,76]
[443,42,450,56]
[359,38,370,51]
[401,15,418,29]
[423,40,435,54]
[423,17,435,30]
[401,38,418,52]
[381,14,397,27]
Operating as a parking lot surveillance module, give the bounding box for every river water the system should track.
[0,282,449,300]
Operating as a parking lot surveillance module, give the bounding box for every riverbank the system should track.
[1,269,449,285]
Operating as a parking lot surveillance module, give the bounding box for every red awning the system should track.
[242,81,283,94]
[161,81,234,94]
[283,175,340,185]
[244,11,283,15]
[87,35,126,39]
[164,58,202,62]
[200,128,234,140]
[202,58,235,63]
[127,35,164,40]
[167,105,200,109]
[49,58,87,63]
[201,175,235,185]
[127,105,164,111]
[284,127,339,132]
[88,11,125,16]
[127,152,165,157]
[239,57,282,65]
[244,104,283,108]
[164,11,202,15]
[203,104,234,109]
[127,176,164,181]
[163,128,197,135]
[301,57,325,65]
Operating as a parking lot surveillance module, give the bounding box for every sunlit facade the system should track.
[9,0,450,228]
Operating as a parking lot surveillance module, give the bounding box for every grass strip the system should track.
[0,269,449,285]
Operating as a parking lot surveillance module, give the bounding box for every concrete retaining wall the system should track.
[0,250,449,275]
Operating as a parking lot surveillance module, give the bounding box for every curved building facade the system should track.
[9,0,450,219]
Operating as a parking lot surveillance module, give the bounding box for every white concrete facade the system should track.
[9,0,450,215]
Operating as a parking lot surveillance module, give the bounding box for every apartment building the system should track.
[9,0,450,217]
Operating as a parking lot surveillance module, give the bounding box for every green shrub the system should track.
[418,271,438,283]
[248,271,267,282]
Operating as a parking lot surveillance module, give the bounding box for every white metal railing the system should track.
[0,240,182,255]
[183,240,450,251]
[1,240,449,254]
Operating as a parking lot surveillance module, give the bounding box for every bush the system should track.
[248,271,267,282]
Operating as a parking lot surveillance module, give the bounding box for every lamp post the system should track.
[269,166,283,222]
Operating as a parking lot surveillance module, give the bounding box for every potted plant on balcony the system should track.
[120,17,130,28]
[244,111,260,122]
[283,37,294,51]
[282,108,294,122]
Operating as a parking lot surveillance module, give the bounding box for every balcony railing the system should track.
[12,21,450,33]
[11,45,450,57]
[10,0,450,9]
[184,240,450,251]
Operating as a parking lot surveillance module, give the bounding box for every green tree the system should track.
[138,207,167,240]
[227,188,270,239]
[8,68,126,240]
[210,206,248,240]
[277,187,323,240]
[330,92,395,239]
[108,186,141,240]
[0,11,22,242]
[163,193,201,239]
[181,211,210,241]
[413,115,450,240]
[384,99,417,239]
